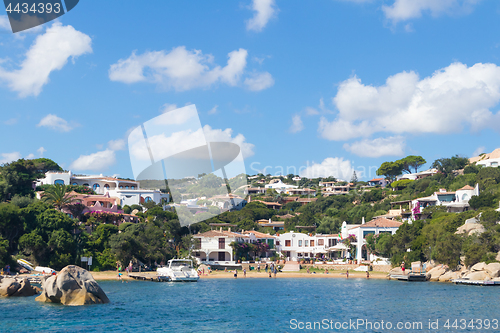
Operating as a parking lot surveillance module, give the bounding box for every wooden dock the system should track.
[128,273,170,282]
[451,279,500,286]
[389,273,427,282]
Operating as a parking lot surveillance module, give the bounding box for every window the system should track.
[54,179,64,185]
[83,183,89,187]
[305,240,309,247]
[328,239,337,247]
[492,162,498,167]
[194,239,201,249]
[285,240,291,247]
[218,238,225,249]
[276,241,280,246]
[104,184,110,190]
[119,186,123,189]
[310,240,314,247]
[72,182,78,186]
[131,186,135,190]
[298,240,302,247]
[93,184,100,191]
[317,239,323,246]
[144,196,152,203]
[125,186,129,189]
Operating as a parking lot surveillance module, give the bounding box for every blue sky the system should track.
[1,0,500,181]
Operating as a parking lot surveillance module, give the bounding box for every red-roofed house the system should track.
[367,178,388,187]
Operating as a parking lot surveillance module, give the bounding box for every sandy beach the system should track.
[89,269,389,281]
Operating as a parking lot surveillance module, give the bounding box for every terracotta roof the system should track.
[242,230,276,239]
[458,185,474,191]
[350,217,403,229]
[254,200,282,206]
[195,230,249,238]
[369,178,384,182]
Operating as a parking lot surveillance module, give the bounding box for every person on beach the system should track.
[307,267,310,274]
[265,264,268,273]
[243,268,246,277]
[234,269,238,279]
[346,269,349,279]
[366,271,369,279]
[269,269,272,278]
[401,261,405,275]
[273,267,277,278]
[257,263,260,272]
[325,268,329,274]
[224,267,227,273]
[117,272,122,281]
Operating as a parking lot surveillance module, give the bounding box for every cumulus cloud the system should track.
[0,15,10,30]
[0,152,21,164]
[208,105,219,115]
[300,157,354,180]
[343,136,406,157]
[244,71,274,91]
[0,23,92,97]
[37,114,74,132]
[37,147,46,157]
[471,146,485,158]
[319,62,500,141]
[382,0,480,23]
[109,47,249,91]
[289,115,304,133]
[25,153,35,159]
[108,139,126,151]
[70,149,116,171]
[246,0,278,32]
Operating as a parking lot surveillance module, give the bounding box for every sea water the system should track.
[1,278,499,332]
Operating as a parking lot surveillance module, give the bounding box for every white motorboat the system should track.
[157,259,199,282]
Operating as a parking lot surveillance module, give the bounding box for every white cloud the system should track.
[289,115,304,133]
[0,15,10,30]
[300,157,354,180]
[108,139,126,151]
[343,136,406,157]
[4,118,17,125]
[0,152,21,164]
[244,71,274,91]
[37,147,46,157]
[70,149,116,171]
[208,105,219,115]
[37,114,73,132]
[382,0,480,23]
[109,47,248,91]
[246,0,278,32]
[160,103,178,113]
[0,23,92,97]
[25,153,35,159]
[320,62,500,141]
[472,146,485,158]
[203,125,255,158]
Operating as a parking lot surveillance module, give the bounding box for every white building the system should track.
[193,229,250,265]
[470,148,500,168]
[346,218,402,263]
[276,232,341,261]
[264,179,298,194]
[397,168,439,181]
[412,184,479,213]
[36,171,169,207]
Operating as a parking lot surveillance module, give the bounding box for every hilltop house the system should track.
[397,168,439,181]
[264,179,298,194]
[36,171,169,207]
[322,185,350,196]
[412,184,480,213]
[367,178,388,187]
[192,229,249,265]
[470,148,500,168]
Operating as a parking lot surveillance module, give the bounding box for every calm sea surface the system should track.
[2,278,500,332]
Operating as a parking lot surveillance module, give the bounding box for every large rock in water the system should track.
[485,263,500,278]
[438,271,460,282]
[36,265,109,306]
[0,277,38,297]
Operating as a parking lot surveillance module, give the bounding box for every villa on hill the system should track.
[36,171,169,207]
[470,148,500,168]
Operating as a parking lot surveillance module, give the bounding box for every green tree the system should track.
[377,161,403,182]
[400,155,426,174]
[42,184,78,210]
[431,155,469,177]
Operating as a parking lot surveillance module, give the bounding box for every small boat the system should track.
[17,259,34,271]
[157,259,199,282]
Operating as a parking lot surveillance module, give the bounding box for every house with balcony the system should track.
[322,185,350,196]
[192,228,249,265]
[347,218,402,263]
[286,188,317,196]
[397,168,439,181]
[276,232,342,261]
[36,171,169,207]
[412,184,480,214]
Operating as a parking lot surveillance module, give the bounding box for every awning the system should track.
[330,243,348,250]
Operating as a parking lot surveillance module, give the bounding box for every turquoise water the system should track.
[2,278,500,332]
